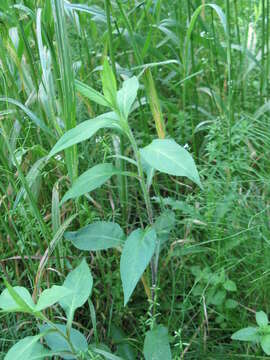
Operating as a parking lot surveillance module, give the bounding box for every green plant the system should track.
[51,59,201,354]
[0,259,93,359]
[1,58,201,359]
[191,266,238,328]
[232,311,270,355]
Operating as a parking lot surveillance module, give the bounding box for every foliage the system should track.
[1,0,270,358]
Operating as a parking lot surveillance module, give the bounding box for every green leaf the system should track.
[65,221,124,251]
[223,280,237,292]
[231,327,259,342]
[59,259,93,320]
[209,290,226,306]
[90,346,124,360]
[111,324,137,360]
[261,335,270,355]
[140,139,202,188]
[256,311,268,327]
[225,299,238,309]
[40,324,88,360]
[153,210,175,246]
[143,325,172,360]
[61,163,119,204]
[117,77,139,119]
[75,79,111,107]
[49,112,121,157]
[102,58,117,107]
[120,228,156,306]
[35,286,72,312]
[0,285,35,313]
[5,335,51,360]
[0,97,53,136]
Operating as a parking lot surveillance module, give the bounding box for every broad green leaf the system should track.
[117,77,139,119]
[140,139,202,188]
[256,311,268,327]
[75,79,111,107]
[35,286,71,312]
[209,290,226,306]
[120,228,156,306]
[40,324,88,360]
[65,221,124,251]
[231,327,259,342]
[261,335,270,355]
[50,112,121,157]
[225,299,238,309]
[90,346,124,360]
[0,286,35,313]
[111,324,137,360]
[143,325,172,360]
[102,58,117,107]
[5,335,51,360]
[223,280,237,292]
[61,163,119,204]
[59,259,93,320]
[153,210,175,246]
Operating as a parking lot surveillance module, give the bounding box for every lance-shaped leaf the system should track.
[143,325,172,360]
[65,221,124,251]
[49,112,121,157]
[261,335,270,355]
[231,327,260,342]
[120,228,156,306]
[61,163,119,204]
[40,324,88,360]
[35,286,72,312]
[256,311,268,327]
[0,97,53,136]
[5,335,52,360]
[0,286,35,313]
[59,259,93,321]
[140,139,202,188]
[117,77,139,119]
[75,79,111,107]
[102,58,117,107]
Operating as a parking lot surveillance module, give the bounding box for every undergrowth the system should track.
[1,0,270,359]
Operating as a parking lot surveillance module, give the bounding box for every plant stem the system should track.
[125,125,160,303]
[261,0,266,103]
[226,0,233,157]
[105,0,128,225]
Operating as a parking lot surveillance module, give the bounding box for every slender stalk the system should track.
[115,0,166,139]
[234,0,243,105]
[124,123,159,302]
[267,0,270,100]
[51,0,78,182]
[105,0,128,224]
[261,0,266,103]
[0,123,50,248]
[226,0,233,156]
[187,0,198,159]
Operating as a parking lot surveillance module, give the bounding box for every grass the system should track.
[1,0,270,358]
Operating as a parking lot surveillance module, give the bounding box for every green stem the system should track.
[261,0,266,102]
[38,313,77,356]
[125,124,159,302]
[226,0,233,157]
[0,122,50,248]
[105,0,128,225]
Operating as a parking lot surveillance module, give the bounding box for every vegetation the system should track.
[0,0,270,358]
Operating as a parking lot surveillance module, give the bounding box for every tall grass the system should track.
[1,0,270,358]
